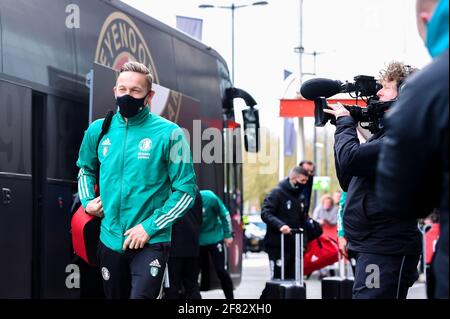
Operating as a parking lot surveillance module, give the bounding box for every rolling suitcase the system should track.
[321,253,354,299]
[261,228,306,299]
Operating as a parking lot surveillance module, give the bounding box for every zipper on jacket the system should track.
[118,122,129,247]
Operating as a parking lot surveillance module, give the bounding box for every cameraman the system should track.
[324,62,420,299]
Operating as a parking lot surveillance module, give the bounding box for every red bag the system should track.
[304,235,339,276]
[322,224,338,242]
[71,204,100,266]
[71,111,113,266]
[425,223,440,265]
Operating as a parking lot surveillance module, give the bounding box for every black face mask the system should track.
[289,180,301,190]
[116,94,148,118]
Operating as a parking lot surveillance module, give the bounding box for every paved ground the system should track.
[201,252,427,299]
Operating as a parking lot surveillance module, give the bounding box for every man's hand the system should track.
[279,225,292,234]
[123,224,150,251]
[338,236,348,259]
[85,196,104,218]
[323,103,351,119]
[224,237,234,247]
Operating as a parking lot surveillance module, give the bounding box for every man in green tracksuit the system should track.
[199,190,234,299]
[77,61,197,299]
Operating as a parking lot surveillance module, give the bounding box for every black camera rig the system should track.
[300,75,393,133]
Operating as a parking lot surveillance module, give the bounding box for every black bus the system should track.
[0,0,259,298]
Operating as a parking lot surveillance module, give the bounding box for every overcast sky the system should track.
[121,0,431,136]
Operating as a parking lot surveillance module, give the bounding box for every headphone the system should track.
[395,64,417,100]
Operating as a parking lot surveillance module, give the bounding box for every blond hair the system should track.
[119,61,153,91]
[320,194,334,206]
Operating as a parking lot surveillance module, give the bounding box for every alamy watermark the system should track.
[168,121,278,175]
[365,264,380,289]
[65,264,80,289]
[65,4,80,29]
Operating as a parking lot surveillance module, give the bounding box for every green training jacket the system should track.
[337,191,347,238]
[76,107,197,253]
[199,190,232,246]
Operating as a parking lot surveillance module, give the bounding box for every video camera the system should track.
[300,75,393,133]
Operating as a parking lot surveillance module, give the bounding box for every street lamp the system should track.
[199,1,268,85]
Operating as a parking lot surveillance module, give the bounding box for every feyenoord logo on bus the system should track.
[95,11,159,82]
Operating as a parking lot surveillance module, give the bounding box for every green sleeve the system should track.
[216,194,232,239]
[142,127,197,236]
[337,191,347,238]
[76,120,102,209]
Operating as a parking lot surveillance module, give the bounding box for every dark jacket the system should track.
[376,50,448,296]
[301,175,314,217]
[334,116,421,255]
[170,191,203,258]
[261,178,307,249]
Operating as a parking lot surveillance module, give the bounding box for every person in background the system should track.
[312,194,339,278]
[165,191,203,299]
[199,190,234,299]
[261,166,309,280]
[337,192,348,258]
[332,191,342,211]
[242,213,249,254]
[313,194,338,226]
[298,160,315,217]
